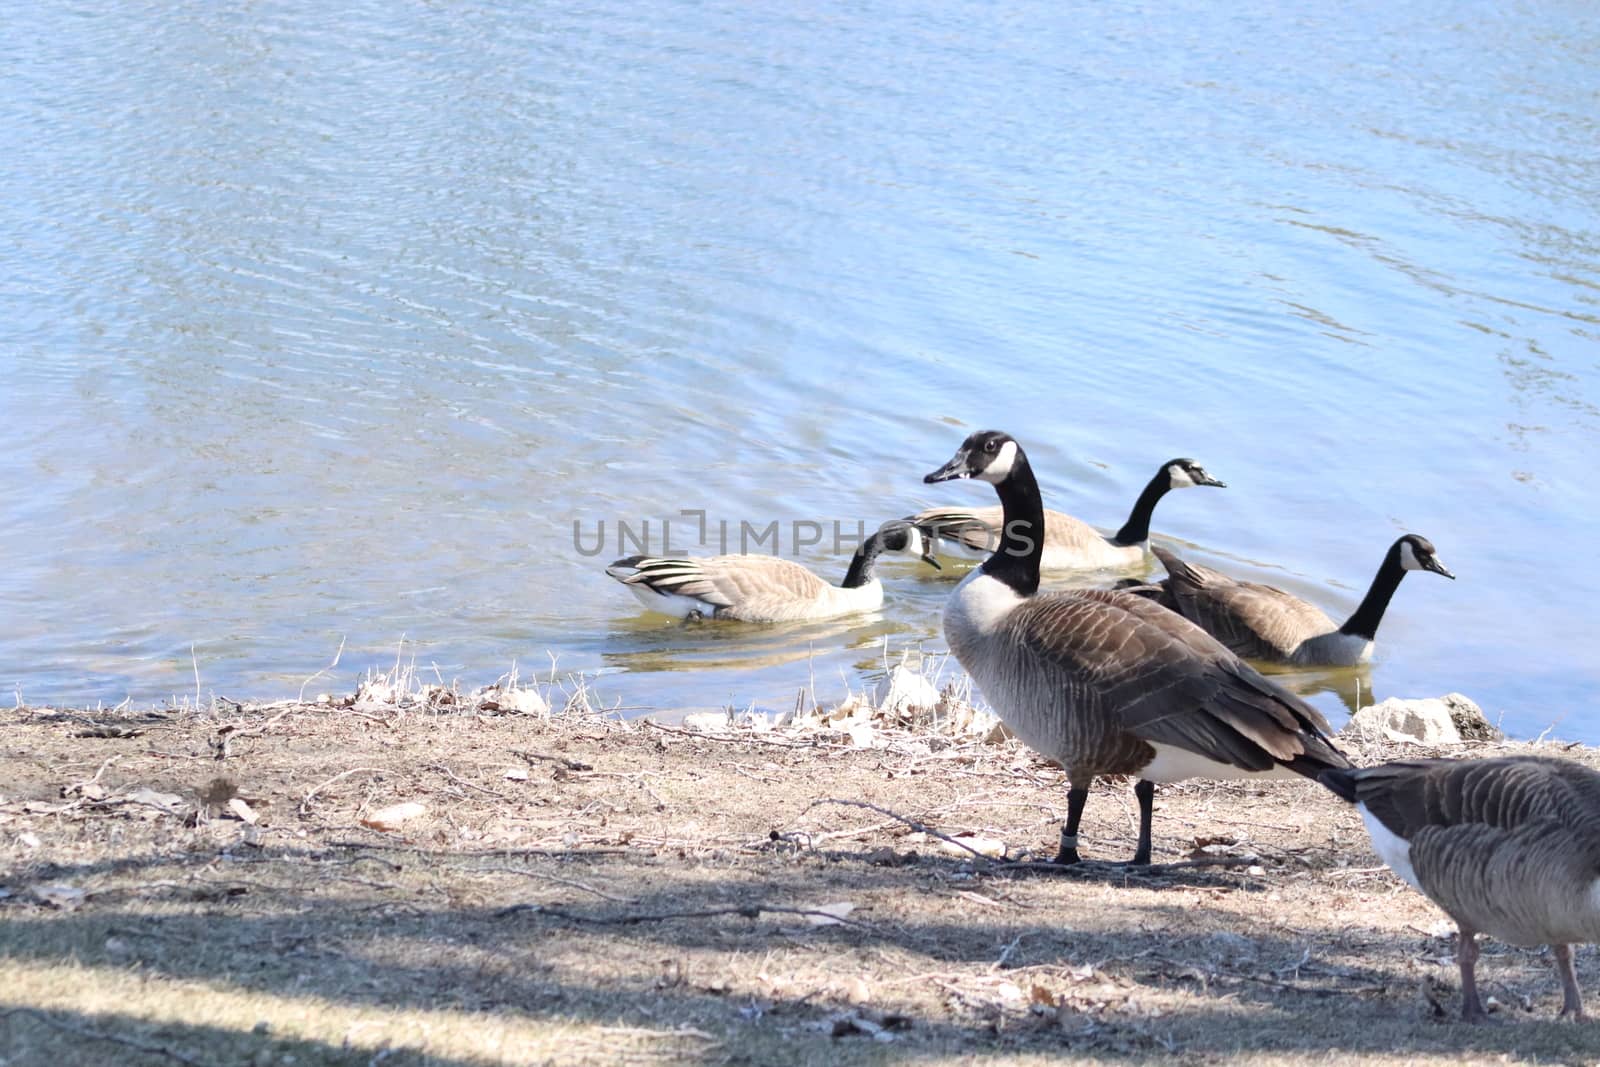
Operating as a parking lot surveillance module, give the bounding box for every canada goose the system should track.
[925,430,1349,865]
[908,457,1226,572]
[605,522,936,623]
[1321,757,1600,1022]
[1150,536,1454,666]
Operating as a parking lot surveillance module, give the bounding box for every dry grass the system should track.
[3,694,1600,1066]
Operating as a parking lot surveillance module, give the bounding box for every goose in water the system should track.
[1148,536,1454,666]
[907,457,1225,572]
[606,522,936,623]
[925,430,1349,864]
[1322,756,1600,1022]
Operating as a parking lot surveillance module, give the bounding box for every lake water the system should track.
[3,0,1597,740]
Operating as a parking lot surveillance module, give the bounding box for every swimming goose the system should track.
[1151,535,1454,666]
[605,522,936,623]
[1322,757,1600,1022]
[908,457,1225,572]
[925,430,1349,865]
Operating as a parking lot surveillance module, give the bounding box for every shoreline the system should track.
[2,695,1597,1065]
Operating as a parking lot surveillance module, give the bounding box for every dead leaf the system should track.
[906,831,1006,859]
[30,883,86,910]
[1029,983,1059,1008]
[226,797,259,824]
[361,801,427,831]
[804,901,856,926]
[503,767,530,781]
[18,831,41,849]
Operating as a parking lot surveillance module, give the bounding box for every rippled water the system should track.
[3,0,1597,738]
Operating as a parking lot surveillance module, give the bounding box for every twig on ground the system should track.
[642,720,843,749]
[498,902,878,932]
[299,767,386,815]
[0,1007,211,1066]
[990,933,1025,972]
[67,755,122,792]
[802,797,996,863]
[514,749,594,773]
[468,865,636,903]
[425,763,512,800]
[298,636,346,704]
[212,705,301,760]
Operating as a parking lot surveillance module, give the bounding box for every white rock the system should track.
[1342,697,1462,745]
[361,801,427,831]
[680,710,732,732]
[873,665,940,718]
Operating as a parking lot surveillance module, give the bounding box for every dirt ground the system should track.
[4,698,1600,1067]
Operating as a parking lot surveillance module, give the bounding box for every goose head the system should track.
[1397,534,1454,579]
[924,430,1019,486]
[1163,458,1227,490]
[874,520,942,569]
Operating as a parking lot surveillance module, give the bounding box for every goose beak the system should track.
[924,451,969,483]
[1427,557,1455,579]
[1199,474,1227,488]
[920,547,943,570]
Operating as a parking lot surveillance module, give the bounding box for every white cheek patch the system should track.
[1399,541,1422,571]
[977,440,1017,484]
[1168,465,1196,489]
[1358,802,1424,893]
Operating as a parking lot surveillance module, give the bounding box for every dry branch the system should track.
[801,797,996,863]
[0,1007,211,1066]
[299,766,386,815]
[497,902,878,932]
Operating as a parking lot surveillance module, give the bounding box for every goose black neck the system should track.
[980,451,1044,597]
[1339,546,1407,639]
[1112,471,1170,546]
[840,536,884,589]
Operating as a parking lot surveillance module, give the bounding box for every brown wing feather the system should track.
[1154,547,1338,660]
[909,506,1107,555]
[620,555,829,611]
[999,589,1347,774]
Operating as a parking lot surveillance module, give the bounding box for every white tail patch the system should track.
[1357,801,1423,893]
[1139,743,1298,784]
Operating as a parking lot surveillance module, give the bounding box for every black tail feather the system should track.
[1315,765,1360,803]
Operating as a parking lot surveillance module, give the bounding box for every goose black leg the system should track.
[1129,779,1155,866]
[1554,943,1588,1020]
[1053,783,1090,865]
[1457,925,1488,1023]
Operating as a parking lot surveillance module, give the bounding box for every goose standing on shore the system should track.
[1322,757,1600,1022]
[907,457,1226,572]
[606,522,936,623]
[925,430,1349,865]
[1149,536,1454,666]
